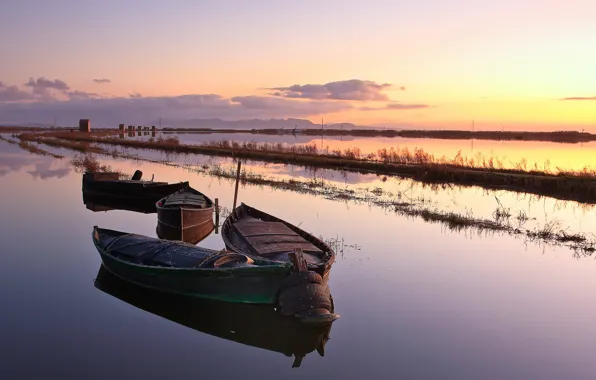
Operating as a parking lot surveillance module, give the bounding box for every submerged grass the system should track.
[16,131,596,204]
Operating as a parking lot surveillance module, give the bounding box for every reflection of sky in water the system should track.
[0,142,71,179]
[124,131,596,172]
[2,147,596,379]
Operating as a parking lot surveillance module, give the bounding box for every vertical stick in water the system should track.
[232,160,242,210]
[214,198,220,234]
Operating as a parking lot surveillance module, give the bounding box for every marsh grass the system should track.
[18,131,596,204]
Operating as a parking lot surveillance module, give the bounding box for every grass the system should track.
[18,131,596,204]
[161,127,596,144]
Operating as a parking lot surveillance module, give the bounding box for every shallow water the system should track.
[2,140,596,379]
[138,130,596,172]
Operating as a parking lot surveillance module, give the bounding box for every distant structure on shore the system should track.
[79,119,90,132]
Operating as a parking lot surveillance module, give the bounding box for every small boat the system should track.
[92,226,293,303]
[156,186,215,244]
[221,203,335,282]
[82,170,188,203]
[82,190,157,214]
[94,264,335,368]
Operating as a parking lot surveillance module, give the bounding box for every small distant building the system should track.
[151,125,156,132]
[119,123,125,132]
[137,126,142,131]
[79,119,90,132]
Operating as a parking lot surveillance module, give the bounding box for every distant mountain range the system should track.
[2,117,398,130]
[158,118,362,130]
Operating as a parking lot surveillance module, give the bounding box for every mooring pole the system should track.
[214,198,219,234]
[232,160,242,210]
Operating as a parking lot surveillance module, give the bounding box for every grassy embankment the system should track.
[160,128,596,143]
[16,131,596,204]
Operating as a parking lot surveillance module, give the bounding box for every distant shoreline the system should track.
[2,125,595,144]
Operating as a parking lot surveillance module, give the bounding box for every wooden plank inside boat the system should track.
[242,234,323,256]
[233,221,300,237]
[164,193,207,208]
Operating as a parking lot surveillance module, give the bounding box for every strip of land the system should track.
[160,128,596,143]
[15,131,596,204]
[4,125,595,143]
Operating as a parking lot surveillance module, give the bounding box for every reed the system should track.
[16,131,596,203]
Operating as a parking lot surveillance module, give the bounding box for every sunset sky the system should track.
[1,0,595,130]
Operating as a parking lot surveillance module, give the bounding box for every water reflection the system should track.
[94,264,334,368]
[82,191,157,214]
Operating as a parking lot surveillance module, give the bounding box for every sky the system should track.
[1,0,595,130]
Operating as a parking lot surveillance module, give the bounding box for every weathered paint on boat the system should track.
[82,171,188,203]
[156,186,215,244]
[222,203,336,280]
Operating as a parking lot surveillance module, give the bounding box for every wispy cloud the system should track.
[359,102,431,111]
[24,77,69,93]
[0,81,35,102]
[93,78,111,84]
[560,96,596,101]
[269,79,395,101]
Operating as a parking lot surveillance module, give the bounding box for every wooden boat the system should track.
[82,190,157,214]
[82,170,188,203]
[222,203,335,282]
[94,264,335,368]
[92,226,293,303]
[156,186,214,244]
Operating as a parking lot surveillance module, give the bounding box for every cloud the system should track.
[24,77,70,93]
[93,78,111,84]
[269,79,394,101]
[400,86,406,91]
[359,102,431,111]
[67,91,100,100]
[0,81,35,102]
[560,96,596,101]
[0,92,352,126]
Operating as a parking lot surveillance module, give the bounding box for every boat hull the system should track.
[97,250,292,304]
[156,206,214,244]
[222,203,336,279]
[82,173,188,203]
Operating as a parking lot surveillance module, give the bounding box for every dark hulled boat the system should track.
[94,264,335,368]
[156,186,215,244]
[92,226,293,303]
[82,170,188,203]
[221,203,336,283]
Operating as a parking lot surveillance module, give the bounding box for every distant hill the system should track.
[159,118,361,130]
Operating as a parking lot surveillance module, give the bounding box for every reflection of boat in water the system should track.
[83,190,157,214]
[94,264,335,368]
[156,186,215,244]
[82,170,188,204]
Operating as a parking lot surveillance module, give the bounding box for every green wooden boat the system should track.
[94,264,335,368]
[92,226,293,303]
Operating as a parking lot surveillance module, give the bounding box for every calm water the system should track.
[2,139,596,379]
[137,131,596,172]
